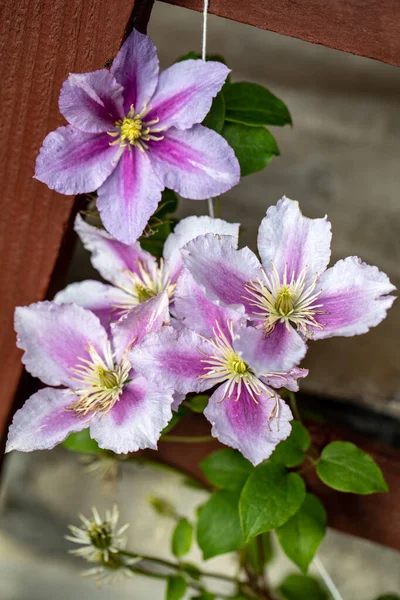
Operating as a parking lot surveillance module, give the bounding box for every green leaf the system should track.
[166,575,187,600]
[197,490,244,559]
[242,532,274,575]
[203,91,225,133]
[172,518,193,558]
[317,441,388,494]
[200,448,253,491]
[239,462,305,540]
[62,429,100,453]
[279,574,328,600]
[140,189,178,257]
[276,493,326,573]
[176,51,198,62]
[271,422,311,468]
[376,596,400,600]
[161,413,181,435]
[187,395,209,413]
[222,122,279,176]
[224,82,291,127]
[190,594,216,600]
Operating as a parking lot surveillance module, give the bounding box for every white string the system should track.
[202,0,209,61]
[314,555,345,600]
[202,0,214,218]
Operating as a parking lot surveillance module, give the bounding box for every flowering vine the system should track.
[5,26,396,600]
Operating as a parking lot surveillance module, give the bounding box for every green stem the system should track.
[160,435,214,443]
[121,550,238,584]
[288,391,302,423]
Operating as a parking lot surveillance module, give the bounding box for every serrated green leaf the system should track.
[172,518,193,558]
[279,574,328,600]
[200,449,253,491]
[276,493,326,573]
[202,91,225,133]
[197,490,244,559]
[317,441,388,494]
[239,462,305,540]
[62,429,100,453]
[187,395,209,413]
[222,122,279,176]
[166,575,187,600]
[271,422,311,468]
[224,82,291,127]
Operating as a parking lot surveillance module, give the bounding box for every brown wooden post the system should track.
[0,0,156,435]
[161,0,400,67]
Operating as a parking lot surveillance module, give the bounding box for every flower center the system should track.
[120,115,143,144]
[245,264,324,336]
[88,522,113,550]
[274,286,294,316]
[198,320,272,403]
[113,259,176,313]
[107,102,165,154]
[69,343,131,417]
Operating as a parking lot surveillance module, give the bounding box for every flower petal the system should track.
[111,292,169,361]
[89,377,173,453]
[59,69,124,133]
[147,59,229,130]
[258,196,332,280]
[312,256,396,339]
[261,367,308,393]
[234,322,308,374]
[15,302,108,387]
[97,147,163,244]
[75,214,156,289]
[148,125,240,199]
[163,215,240,281]
[182,233,261,309]
[129,326,214,395]
[175,269,245,338]
[204,384,293,466]
[54,280,131,331]
[110,29,159,113]
[6,388,87,452]
[35,126,119,194]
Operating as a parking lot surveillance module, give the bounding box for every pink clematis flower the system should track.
[35,29,240,244]
[180,196,396,371]
[7,294,174,454]
[55,214,239,330]
[130,270,307,466]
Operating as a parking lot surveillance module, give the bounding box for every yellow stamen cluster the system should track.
[69,343,131,417]
[112,258,175,314]
[245,263,324,336]
[108,102,165,154]
[198,320,273,404]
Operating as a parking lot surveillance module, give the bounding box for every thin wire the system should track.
[314,555,345,600]
[202,0,214,218]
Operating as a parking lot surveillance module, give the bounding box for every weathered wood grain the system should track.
[0,0,142,434]
[160,0,400,67]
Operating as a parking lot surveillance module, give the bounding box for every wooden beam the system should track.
[160,0,400,67]
[0,0,155,435]
[142,414,400,551]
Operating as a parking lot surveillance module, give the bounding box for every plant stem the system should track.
[121,551,238,584]
[160,435,214,443]
[288,391,302,423]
